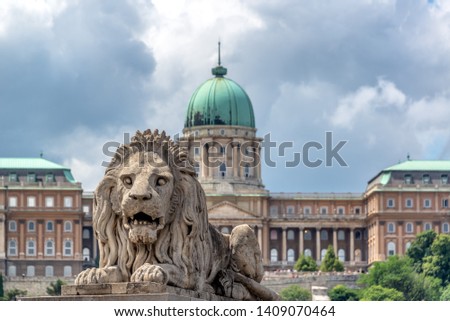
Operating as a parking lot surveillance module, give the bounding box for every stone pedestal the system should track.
[20,282,234,301]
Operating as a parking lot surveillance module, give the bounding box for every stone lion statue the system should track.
[75,129,278,300]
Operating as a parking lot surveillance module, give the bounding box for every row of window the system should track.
[386,198,448,209]
[386,222,449,234]
[7,172,56,183]
[8,195,74,208]
[7,265,73,277]
[270,206,362,216]
[403,174,448,185]
[269,229,364,241]
[269,248,363,262]
[8,220,74,233]
[8,238,73,256]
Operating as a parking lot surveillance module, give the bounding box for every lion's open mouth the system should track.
[127,212,165,229]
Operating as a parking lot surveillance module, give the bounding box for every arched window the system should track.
[387,242,396,256]
[8,239,17,256]
[320,230,328,240]
[338,249,345,262]
[46,221,54,232]
[27,265,35,277]
[219,163,226,178]
[387,223,395,233]
[355,230,362,240]
[82,229,90,239]
[8,220,17,232]
[27,240,36,256]
[338,230,345,240]
[8,265,16,277]
[405,222,414,234]
[45,239,54,256]
[270,229,278,240]
[423,222,432,231]
[442,223,450,234]
[27,221,35,232]
[63,266,72,277]
[405,242,412,251]
[304,249,312,257]
[245,164,250,178]
[287,230,295,240]
[83,248,90,261]
[64,221,72,232]
[270,249,278,262]
[64,240,73,256]
[321,249,327,260]
[287,249,295,262]
[304,230,312,240]
[45,266,54,277]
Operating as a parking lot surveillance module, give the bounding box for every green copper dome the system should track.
[185,64,255,128]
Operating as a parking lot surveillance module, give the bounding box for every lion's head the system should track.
[93,129,210,282]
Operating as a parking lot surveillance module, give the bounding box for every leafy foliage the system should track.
[320,245,344,272]
[406,230,437,273]
[422,234,450,285]
[360,285,404,301]
[328,285,360,301]
[279,285,312,301]
[0,273,4,298]
[4,288,27,301]
[294,255,318,272]
[440,284,450,301]
[46,279,66,296]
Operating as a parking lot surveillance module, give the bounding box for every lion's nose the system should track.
[129,192,152,201]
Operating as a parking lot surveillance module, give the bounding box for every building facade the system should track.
[0,158,95,278]
[180,57,450,271]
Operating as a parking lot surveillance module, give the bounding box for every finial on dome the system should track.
[212,40,227,77]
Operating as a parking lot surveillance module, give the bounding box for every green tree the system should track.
[0,273,4,298]
[328,285,360,301]
[406,230,437,273]
[320,245,344,272]
[358,255,437,300]
[422,234,450,285]
[360,285,404,301]
[4,288,27,301]
[46,279,66,296]
[294,255,318,272]
[440,284,450,301]
[279,285,312,301]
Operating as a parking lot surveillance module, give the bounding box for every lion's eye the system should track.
[157,177,166,186]
[123,176,133,186]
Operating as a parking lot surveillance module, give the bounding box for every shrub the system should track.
[279,285,312,301]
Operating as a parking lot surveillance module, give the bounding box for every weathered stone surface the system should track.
[73,129,279,300]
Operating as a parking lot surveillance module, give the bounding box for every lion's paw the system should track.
[74,266,122,285]
[130,264,168,284]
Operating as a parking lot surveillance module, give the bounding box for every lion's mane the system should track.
[92,129,224,289]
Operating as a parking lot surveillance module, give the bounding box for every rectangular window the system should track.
[441,174,448,184]
[387,199,395,208]
[83,205,90,215]
[354,207,361,215]
[9,173,17,182]
[45,196,54,208]
[45,173,54,182]
[27,172,36,182]
[337,207,345,215]
[304,207,311,215]
[320,207,328,215]
[8,196,17,208]
[424,199,432,208]
[442,199,449,208]
[194,147,200,155]
[64,196,73,208]
[270,206,278,217]
[27,196,36,207]
[422,174,431,184]
[405,198,413,208]
[286,206,295,214]
[404,174,412,184]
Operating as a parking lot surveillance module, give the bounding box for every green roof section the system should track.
[0,157,69,170]
[384,160,450,172]
[185,63,255,128]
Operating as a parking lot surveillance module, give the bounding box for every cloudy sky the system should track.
[1,0,450,193]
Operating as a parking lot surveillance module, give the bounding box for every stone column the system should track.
[257,225,263,250]
[201,143,209,179]
[398,222,403,255]
[74,220,81,259]
[232,142,239,178]
[350,228,355,262]
[378,222,385,261]
[316,228,321,261]
[282,228,287,262]
[0,214,5,259]
[333,228,338,255]
[299,228,304,257]
[56,220,62,258]
[262,221,269,265]
[37,220,44,258]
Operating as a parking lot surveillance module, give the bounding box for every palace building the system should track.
[179,54,450,271]
[1,53,450,278]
